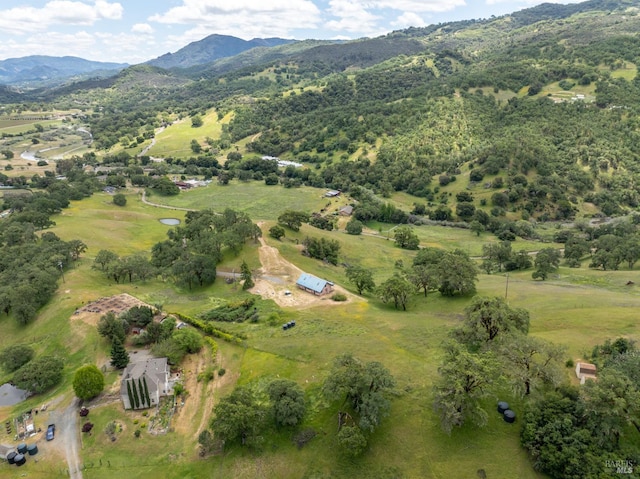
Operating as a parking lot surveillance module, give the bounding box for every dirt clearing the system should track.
[72,293,155,327]
[249,235,360,308]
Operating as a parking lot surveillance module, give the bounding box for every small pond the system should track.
[159,218,181,226]
[0,383,28,406]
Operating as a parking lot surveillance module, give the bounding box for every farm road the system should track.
[140,190,196,211]
[47,397,83,479]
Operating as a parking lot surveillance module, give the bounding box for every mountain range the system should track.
[0,55,128,87]
[0,35,299,88]
[145,34,297,70]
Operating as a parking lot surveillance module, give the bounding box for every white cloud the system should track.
[391,12,427,29]
[132,23,154,34]
[150,0,321,31]
[0,31,96,59]
[325,0,464,36]
[325,1,380,34]
[0,28,157,64]
[149,0,322,45]
[0,1,122,34]
[485,0,582,5]
[329,0,465,14]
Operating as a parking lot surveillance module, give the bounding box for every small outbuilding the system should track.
[296,273,334,296]
[575,361,597,384]
[339,205,353,216]
[325,190,341,198]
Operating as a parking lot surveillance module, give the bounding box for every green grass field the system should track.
[146,110,228,159]
[152,181,344,221]
[1,184,640,479]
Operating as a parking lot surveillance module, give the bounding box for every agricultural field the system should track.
[0,114,91,168]
[145,110,230,159]
[2,185,639,479]
[152,181,346,221]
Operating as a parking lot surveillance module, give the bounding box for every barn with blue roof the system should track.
[296,273,334,296]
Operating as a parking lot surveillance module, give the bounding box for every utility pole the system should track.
[58,261,65,283]
[505,272,509,301]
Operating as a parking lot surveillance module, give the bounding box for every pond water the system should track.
[159,218,180,226]
[0,383,28,406]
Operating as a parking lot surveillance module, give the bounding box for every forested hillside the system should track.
[15,0,633,226]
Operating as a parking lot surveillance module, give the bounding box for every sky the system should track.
[0,0,585,64]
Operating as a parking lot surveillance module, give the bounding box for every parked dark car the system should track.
[46,424,55,441]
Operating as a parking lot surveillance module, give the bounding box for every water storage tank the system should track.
[497,401,509,414]
[27,443,38,455]
[16,443,27,454]
[6,451,16,464]
[14,453,26,466]
[503,409,516,423]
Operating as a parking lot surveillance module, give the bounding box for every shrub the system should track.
[113,193,127,206]
[332,293,347,302]
[105,421,117,436]
[79,407,89,417]
[134,429,141,438]
[565,359,574,368]
[218,368,226,377]
[293,429,317,449]
[82,422,93,433]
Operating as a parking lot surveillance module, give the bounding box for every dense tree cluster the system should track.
[435,297,564,434]
[322,354,395,455]
[522,338,640,479]
[302,236,340,265]
[202,378,307,452]
[150,208,260,289]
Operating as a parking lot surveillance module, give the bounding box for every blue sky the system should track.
[0,0,584,64]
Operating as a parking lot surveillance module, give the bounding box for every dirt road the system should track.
[47,397,83,479]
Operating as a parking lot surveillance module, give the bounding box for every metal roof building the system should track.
[296,273,334,296]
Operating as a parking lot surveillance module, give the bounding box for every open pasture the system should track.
[154,181,342,221]
[1,186,639,479]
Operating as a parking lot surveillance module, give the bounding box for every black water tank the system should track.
[27,443,38,455]
[503,409,516,423]
[6,451,16,464]
[16,443,27,454]
[497,401,509,414]
[14,453,26,466]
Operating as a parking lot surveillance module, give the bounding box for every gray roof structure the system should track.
[120,357,170,409]
[296,273,333,294]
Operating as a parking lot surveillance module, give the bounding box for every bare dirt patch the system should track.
[72,293,155,327]
[172,348,236,452]
[250,235,360,309]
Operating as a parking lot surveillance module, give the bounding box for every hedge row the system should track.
[171,312,247,344]
[204,337,218,365]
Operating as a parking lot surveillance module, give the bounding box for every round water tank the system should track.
[27,443,38,455]
[503,409,516,423]
[6,451,17,464]
[16,443,27,454]
[497,401,509,414]
[14,453,26,466]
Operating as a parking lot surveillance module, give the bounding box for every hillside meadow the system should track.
[1,186,639,479]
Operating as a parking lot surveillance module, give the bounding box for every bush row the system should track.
[170,312,247,344]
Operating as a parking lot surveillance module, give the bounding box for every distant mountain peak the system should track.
[146,34,296,70]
